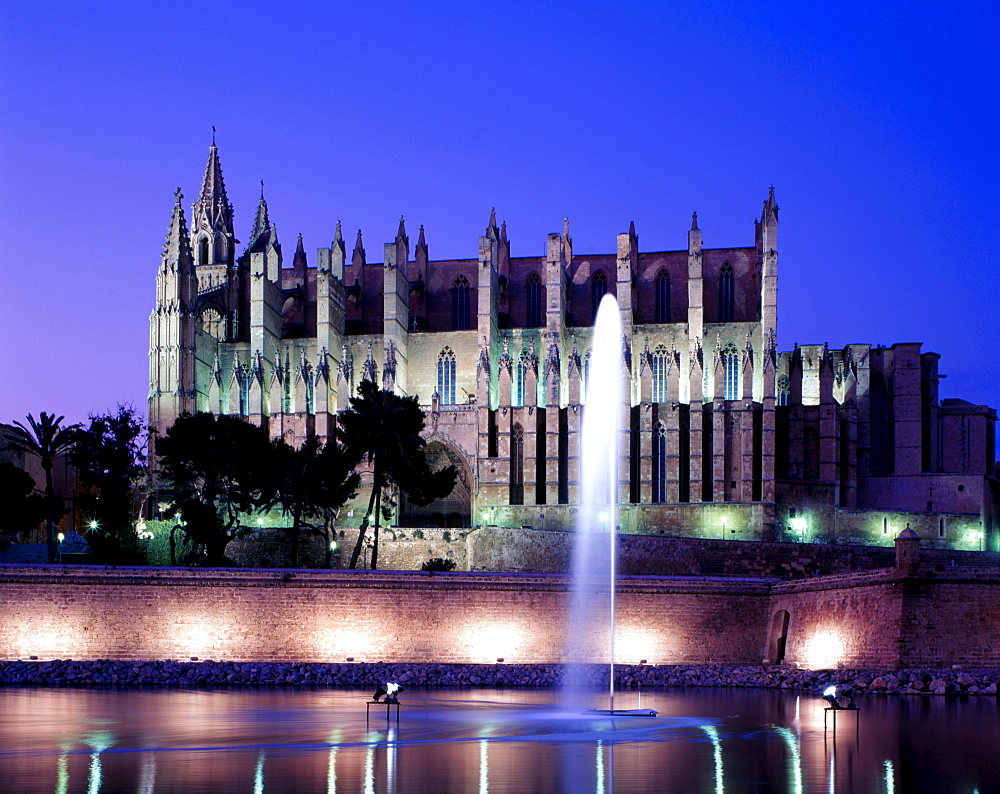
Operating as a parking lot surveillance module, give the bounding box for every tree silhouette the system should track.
[339,380,457,569]
[70,405,147,564]
[263,434,360,567]
[155,412,273,565]
[0,462,47,544]
[8,412,78,562]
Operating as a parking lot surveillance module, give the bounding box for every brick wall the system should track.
[4,556,998,669]
[0,566,768,665]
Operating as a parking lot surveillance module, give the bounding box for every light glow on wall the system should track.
[170,618,233,659]
[9,617,83,660]
[316,627,379,661]
[614,626,661,665]
[800,630,844,670]
[462,624,522,663]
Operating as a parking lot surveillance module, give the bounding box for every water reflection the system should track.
[0,687,996,792]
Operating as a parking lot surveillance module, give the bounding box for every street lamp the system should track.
[57,532,65,564]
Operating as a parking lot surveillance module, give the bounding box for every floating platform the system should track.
[583,708,659,717]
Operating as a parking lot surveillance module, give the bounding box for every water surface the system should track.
[0,686,994,792]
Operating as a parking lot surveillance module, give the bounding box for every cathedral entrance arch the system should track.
[399,441,472,528]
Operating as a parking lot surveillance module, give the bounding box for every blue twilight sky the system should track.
[1,1,997,428]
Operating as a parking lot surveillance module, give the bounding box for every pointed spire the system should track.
[293,233,307,270]
[191,139,234,242]
[562,217,570,239]
[248,190,270,251]
[397,215,407,242]
[500,220,508,242]
[762,186,778,226]
[353,229,365,256]
[488,207,498,231]
[691,211,699,231]
[629,220,636,237]
[417,224,426,248]
[162,188,193,265]
[334,220,343,245]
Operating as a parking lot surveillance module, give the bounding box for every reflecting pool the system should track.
[0,686,995,792]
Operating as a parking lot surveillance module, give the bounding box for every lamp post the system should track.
[57,532,64,564]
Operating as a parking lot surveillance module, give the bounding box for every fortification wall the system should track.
[466,527,1000,578]
[0,566,769,666]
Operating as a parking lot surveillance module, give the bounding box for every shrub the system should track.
[421,557,456,572]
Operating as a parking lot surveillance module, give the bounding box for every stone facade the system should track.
[149,144,998,549]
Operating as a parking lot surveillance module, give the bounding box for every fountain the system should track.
[562,293,656,716]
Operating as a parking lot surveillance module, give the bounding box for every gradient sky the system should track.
[1,1,997,430]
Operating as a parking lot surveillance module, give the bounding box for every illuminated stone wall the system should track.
[4,561,999,669]
[0,567,769,666]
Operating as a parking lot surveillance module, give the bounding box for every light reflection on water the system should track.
[0,686,995,793]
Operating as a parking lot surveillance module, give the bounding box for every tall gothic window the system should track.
[198,236,209,266]
[437,347,457,405]
[510,423,525,505]
[776,374,790,406]
[723,343,740,400]
[719,263,734,322]
[592,270,608,321]
[652,345,669,402]
[516,351,528,406]
[452,275,471,330]
[526,272,543,328]
[653,421,667,503]
[654,269,671,323]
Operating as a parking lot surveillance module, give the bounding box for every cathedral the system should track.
[150,143,998,549]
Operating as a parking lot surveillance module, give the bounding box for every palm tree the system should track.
[339,380,456,569]
[8,412,79,562]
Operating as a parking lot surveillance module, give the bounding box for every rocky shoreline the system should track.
[0,659,997,695]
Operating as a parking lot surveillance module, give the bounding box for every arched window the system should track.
[652,345,669,403]
[776,374,790,407]
[592,270,608,321]
[452,275,471,330]
[526,272,543,328]
[510,423,524,505]
[653,421,667,503]
[201,307,224,340]
[719,263,734,322]
[723,343,740,400]
[198,236,209,266]
[654,269,671,323]
[437,347,457,405]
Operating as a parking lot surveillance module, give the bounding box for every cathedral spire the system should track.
[192,139,234,238]
[353,228,365,257]
[691,211,699,231]
[247,188,270,252]
[334,220,343,245]
[293,233,307,270]
[396,215,408,244]
[162,188,193,268]
[417,224,427,250]
[762,186,778,227]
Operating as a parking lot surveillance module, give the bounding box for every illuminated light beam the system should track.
[773,726,803,794]
[700,725,724,794]
[479,739,489,794]
[884,759,895,793]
